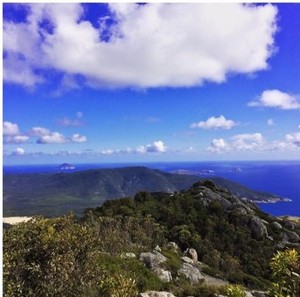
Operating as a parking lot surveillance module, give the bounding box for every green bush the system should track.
[225,284,246,297]
[268,249,300,297]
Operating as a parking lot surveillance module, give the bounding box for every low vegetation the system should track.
[3,180,300,296]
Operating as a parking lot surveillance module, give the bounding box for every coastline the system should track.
[3,216,33,225]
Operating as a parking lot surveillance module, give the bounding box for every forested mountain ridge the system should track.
[4,166,287,217]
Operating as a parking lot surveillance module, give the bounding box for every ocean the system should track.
[3,161,300,217]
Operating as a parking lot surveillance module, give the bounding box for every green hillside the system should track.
[4,166,286,217]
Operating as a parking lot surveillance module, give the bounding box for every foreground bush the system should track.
[268,249,300,297]
[3,215,140,297]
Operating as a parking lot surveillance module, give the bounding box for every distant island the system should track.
[59,163,76,171]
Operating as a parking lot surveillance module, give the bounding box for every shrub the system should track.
[225,284,246,297]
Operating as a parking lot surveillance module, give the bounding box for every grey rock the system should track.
[201,188,232,209]
[153,268,172,282]
[140,291,176,297]
[283,230,300,243]
[184,248,198,261]
[181,256,195,264]
[140,252,167,269]
[272,221,282,230]
[282,220,295,230]
[249,216,268,240]
[120,252,136,259]
[178,262,204,284]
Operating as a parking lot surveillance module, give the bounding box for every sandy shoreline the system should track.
[3,217,33,225]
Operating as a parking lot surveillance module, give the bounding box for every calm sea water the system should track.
[4,161,300,216]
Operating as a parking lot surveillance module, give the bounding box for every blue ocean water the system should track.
[3,161,300,216]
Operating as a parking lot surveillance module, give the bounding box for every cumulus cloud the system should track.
[208,131,300,153]
[3,3,277,89]
[30,127,51,137]
[36,132,67,144]
[208,133,264,152]
[4,135,30,144]
[231,133,264,150]
[71,134,87,143]
[96,140,168,155]
[208,138,230,153]
[2,123,89,144]
[248,89,300,110]
[3,121,19,136]
[190,115,237,130]
[36,131,88,144]
[3,121,29,144]
[135,140,167,154]
[285,132,300,147]
[267,119,274,126]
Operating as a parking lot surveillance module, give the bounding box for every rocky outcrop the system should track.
[139,251,167,269]
[140,292,176,297]
[184,248,198,262]
[282,230,300,243]
[153,268,172,282]
[272,221,282,230]
[181,256,195,264]
[139,249,173,282]
[178,262,204,284]
[249,216,268,240]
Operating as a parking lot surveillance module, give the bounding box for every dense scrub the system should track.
[4,181,300,296]
[87,189,280,288]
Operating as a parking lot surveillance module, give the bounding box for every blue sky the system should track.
[3,3,300,165]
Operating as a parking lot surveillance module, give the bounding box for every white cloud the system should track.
[37,132,67,144]
[4,123,89,144]
[3,3,277,88]
[71,134,87,143]
[231,133,264,150]
[267,118,274,126]
[208,133,264,153]
[3,121,30,144]
[248,89,300,110]
[135,140,167,154]
[30,127,51,137]
[4,135,30,144]
[207,131,300,153]
[3,121,20,136]
[12,147,25,156]
[285,132,300,147]
[208,138,230,153]
[190,115,236,130]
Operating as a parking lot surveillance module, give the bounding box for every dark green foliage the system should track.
[3,214,164,296]
[86,183,299,288]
